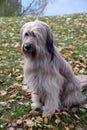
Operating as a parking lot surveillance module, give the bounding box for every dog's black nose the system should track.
[24,44,32,51]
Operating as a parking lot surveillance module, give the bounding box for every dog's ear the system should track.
[46,28,55,61]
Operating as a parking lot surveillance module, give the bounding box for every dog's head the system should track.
[20,20,55,60]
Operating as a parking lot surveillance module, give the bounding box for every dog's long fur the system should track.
[20,20,85,116]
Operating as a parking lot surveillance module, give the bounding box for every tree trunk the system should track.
[77,75,87,91]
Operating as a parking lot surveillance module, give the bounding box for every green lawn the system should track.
[0,14,87,130]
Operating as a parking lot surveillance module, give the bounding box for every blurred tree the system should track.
[21,0,48,16]
[0,0,48,16]
[0,0,22,16]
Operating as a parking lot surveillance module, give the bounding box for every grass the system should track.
[0,14,87,129]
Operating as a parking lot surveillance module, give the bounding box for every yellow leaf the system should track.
[69,124,75,129]
[9,91,18,99]
[62,111,71,117]
[43,117,49,124]
[16,75,23,81]
[61,32,65,35]
[14,83,22,90]
[36,116,43,123]
[0,50,3,54]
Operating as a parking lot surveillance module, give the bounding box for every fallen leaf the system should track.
[44,124,55,129]
[0,101,10,108]
[22,85,30,97]
[74,114,80,119]
[0,90,7,97]
[18,101,29,107]
[69,124,75,129]
[24,119,35,127]
[16,118,23,125]
[81,104,87,109]
[62,111,71,117]
[79,108,86,112]
[55,118,61,124]
[30,109,39,115]
[16,75,23,81]
[28,128,33,130]
[9,91,18,99]
[1,115,11,122]
[36,116,43,123]
[43,116,49,124]
[71,108,78,113]
[63,127,70,130]
[37,123,43,128]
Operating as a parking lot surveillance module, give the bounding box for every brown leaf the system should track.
[0,90,7,97]
[18,101,29,107]
[1,115,11,122]
[30,109,39,115]
[0,101,10,108]
[71,108,78,113]
[28,128,33,130]
[6,85,15,91]
[63,127,70,130]
[16,118,23,125]
[22,85,30,97]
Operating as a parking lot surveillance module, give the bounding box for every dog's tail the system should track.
[77,75,87,91]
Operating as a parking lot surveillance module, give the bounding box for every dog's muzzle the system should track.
[23,43,35,51]
[23,43,36,57]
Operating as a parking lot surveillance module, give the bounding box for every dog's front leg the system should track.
[43,93,60,116]
[31,91,42,109]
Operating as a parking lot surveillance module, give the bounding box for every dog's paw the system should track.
[42,110,54,117]
[42,106,55,116]
[31,103,42,109]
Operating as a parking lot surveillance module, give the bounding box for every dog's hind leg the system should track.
[61,81,85,108]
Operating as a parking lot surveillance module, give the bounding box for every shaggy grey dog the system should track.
[20,20,85,116]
